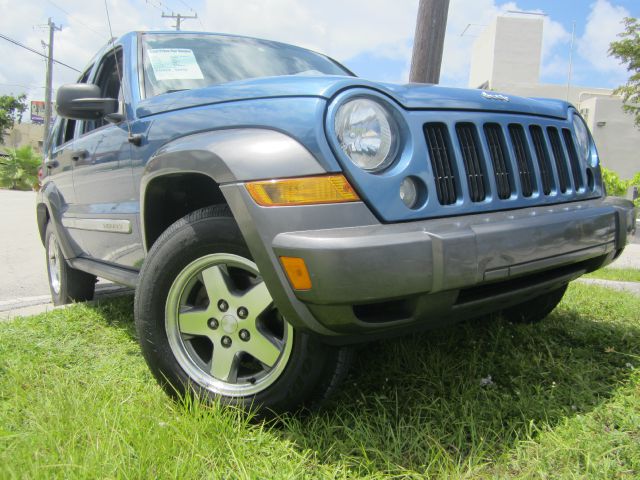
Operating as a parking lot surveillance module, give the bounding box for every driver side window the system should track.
[83,48,123,134]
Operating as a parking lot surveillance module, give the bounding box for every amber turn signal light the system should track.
[246,174,359,206]
[280,256,312,290]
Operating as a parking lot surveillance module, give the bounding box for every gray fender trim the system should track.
[37,183,83,260]
[140,128,327,251]
[141,127,325,186]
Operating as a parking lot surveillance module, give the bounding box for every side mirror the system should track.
[56,84,119,121]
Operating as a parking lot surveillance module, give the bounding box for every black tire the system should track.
[134,205,351,414]
[45,223,96,306]
[501,283,568,324]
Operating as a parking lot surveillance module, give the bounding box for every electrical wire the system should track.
[0,33,81,72]
[46,0,111,38]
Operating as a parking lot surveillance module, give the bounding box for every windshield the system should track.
[141,33,352,98]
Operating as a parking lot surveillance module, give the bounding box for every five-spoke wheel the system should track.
[134,205,351,413]
[166,254,293,396]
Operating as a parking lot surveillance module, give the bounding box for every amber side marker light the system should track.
[280,256,312,290]
[246,174,359,206]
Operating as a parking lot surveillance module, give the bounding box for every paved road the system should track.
[0,190,49,300]
[0,189,637,318]
[0,189,128,319]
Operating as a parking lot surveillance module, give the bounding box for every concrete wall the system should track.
[1,123,44,154]
[469,15,639,179]
[580,96,640,179]
[469,16,542,88]
[468,19,496,89]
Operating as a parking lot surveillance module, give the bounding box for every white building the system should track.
[469,15,639,179]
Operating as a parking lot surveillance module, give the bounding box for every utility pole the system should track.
[162,12,198,31]
[409,0,450,84]
[42,17,61,149]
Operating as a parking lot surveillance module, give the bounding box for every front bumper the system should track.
[222,184,636,343]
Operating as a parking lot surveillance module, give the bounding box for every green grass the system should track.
[1,283,639,478]
[583,267,640,283]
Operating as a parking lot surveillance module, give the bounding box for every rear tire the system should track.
[134,205,351,414]
[45,223,96,306]
[502,283,568,324]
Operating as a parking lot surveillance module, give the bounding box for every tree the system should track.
[0,94,27,144]
[0,145,41,190]
[609,17,640,127]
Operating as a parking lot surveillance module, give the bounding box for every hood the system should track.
[135,75,569,119]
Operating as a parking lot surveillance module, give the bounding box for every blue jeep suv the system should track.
[37,31,636,413]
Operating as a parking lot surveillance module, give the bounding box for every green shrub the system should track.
[601,167,640,208]
[0,145,41,190]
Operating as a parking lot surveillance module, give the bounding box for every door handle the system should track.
[44,159,59,169]
[71,149,88,161]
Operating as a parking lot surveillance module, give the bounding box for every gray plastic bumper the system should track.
[273,197,635,306]
[223,182,635,340]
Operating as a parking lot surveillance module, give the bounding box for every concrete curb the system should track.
[0,286,134,321]
[576,278,640,296]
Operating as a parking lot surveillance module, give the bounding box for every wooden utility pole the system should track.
[409,0,450,84]
[43,17,61,149]
[162,12,198,31]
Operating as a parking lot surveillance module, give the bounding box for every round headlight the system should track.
[334,98,398,172]
[572,113,590,163]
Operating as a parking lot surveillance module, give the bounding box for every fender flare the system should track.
[139,128,327,250]
[36,182,83,260]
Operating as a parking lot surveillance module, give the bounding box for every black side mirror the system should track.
[56,84,119,121]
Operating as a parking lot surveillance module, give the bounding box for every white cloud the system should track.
[0,0,624,112]
[199,0,418,62]
[577,0,629,77]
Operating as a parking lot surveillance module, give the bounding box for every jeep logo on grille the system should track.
[481,91,510,102]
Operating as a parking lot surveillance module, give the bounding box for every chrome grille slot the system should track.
[562,128,584,191]
[424,123,457,205]
[508,124,535,197]
[484,123,513,200]
[529,125,554,195]
[456,123,486,202]
[547,127,570,193]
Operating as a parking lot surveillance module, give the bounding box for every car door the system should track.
[70,47,139,267]
[47,117,86,250]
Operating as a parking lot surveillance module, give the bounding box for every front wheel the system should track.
[134,205,351,414]
[501,283,568,324]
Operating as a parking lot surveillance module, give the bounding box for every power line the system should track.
[175,0,196,14]
[46,0,110,38]
[0,33,81,72]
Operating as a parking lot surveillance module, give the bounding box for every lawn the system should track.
[1,283,639,478]
[583,267,640,283]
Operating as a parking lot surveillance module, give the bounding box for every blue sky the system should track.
[1,0,638,102]
[345,0,639,89]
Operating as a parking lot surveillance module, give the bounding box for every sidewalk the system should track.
[608,243,640,270]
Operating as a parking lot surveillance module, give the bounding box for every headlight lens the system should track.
[335,98,398,172]
[572,113,590,163]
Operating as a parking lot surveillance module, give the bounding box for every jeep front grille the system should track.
[529,125,554,195]
[563,128,584,191]
[484,123,513,200]
[423,119,588,205]
[508,124,535,198]
[424,123,458,205]
[547,127,570,194]
[456,123,486,202]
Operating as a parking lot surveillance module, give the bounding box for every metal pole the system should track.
[566,21,575,102]
[43,17,60,150]
[162,12,197,31]
[409,0,450,84]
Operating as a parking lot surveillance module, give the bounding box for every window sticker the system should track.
[147,48,204,81]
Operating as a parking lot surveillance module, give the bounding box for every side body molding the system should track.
[139,128,328,250]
